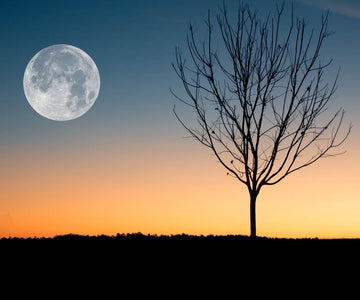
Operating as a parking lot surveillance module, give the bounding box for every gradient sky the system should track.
[0,0,359,238]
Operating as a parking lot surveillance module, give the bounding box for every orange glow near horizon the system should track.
[0,135,359,239]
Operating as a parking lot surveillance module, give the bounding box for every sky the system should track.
[0,0,359,238]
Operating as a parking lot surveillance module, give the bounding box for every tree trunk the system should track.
[250,193,257,238]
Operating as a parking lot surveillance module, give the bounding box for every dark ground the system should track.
[2,233,359,268]
[2,232,360,259]
[1,233,359,295]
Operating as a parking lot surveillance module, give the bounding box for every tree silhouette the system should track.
[172,2,351,237]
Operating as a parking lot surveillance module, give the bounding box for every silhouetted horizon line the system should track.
[1,232,359,241]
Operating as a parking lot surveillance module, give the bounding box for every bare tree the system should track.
[172,2,351,237]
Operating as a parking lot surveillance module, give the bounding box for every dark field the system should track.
[2,233,359,294]
[2,233,360,263]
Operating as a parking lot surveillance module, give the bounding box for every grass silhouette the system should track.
[2,233,358,291]
[2,232,359,255]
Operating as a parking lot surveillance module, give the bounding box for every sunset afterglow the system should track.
[0,0,359,238]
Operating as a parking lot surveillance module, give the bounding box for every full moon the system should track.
[23,44,100,121]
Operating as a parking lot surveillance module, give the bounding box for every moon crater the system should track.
[23,44,100,121]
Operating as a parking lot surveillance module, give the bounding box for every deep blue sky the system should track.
[0,0,358,145]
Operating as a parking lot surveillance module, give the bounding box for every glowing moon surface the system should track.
[23,44,100,121]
